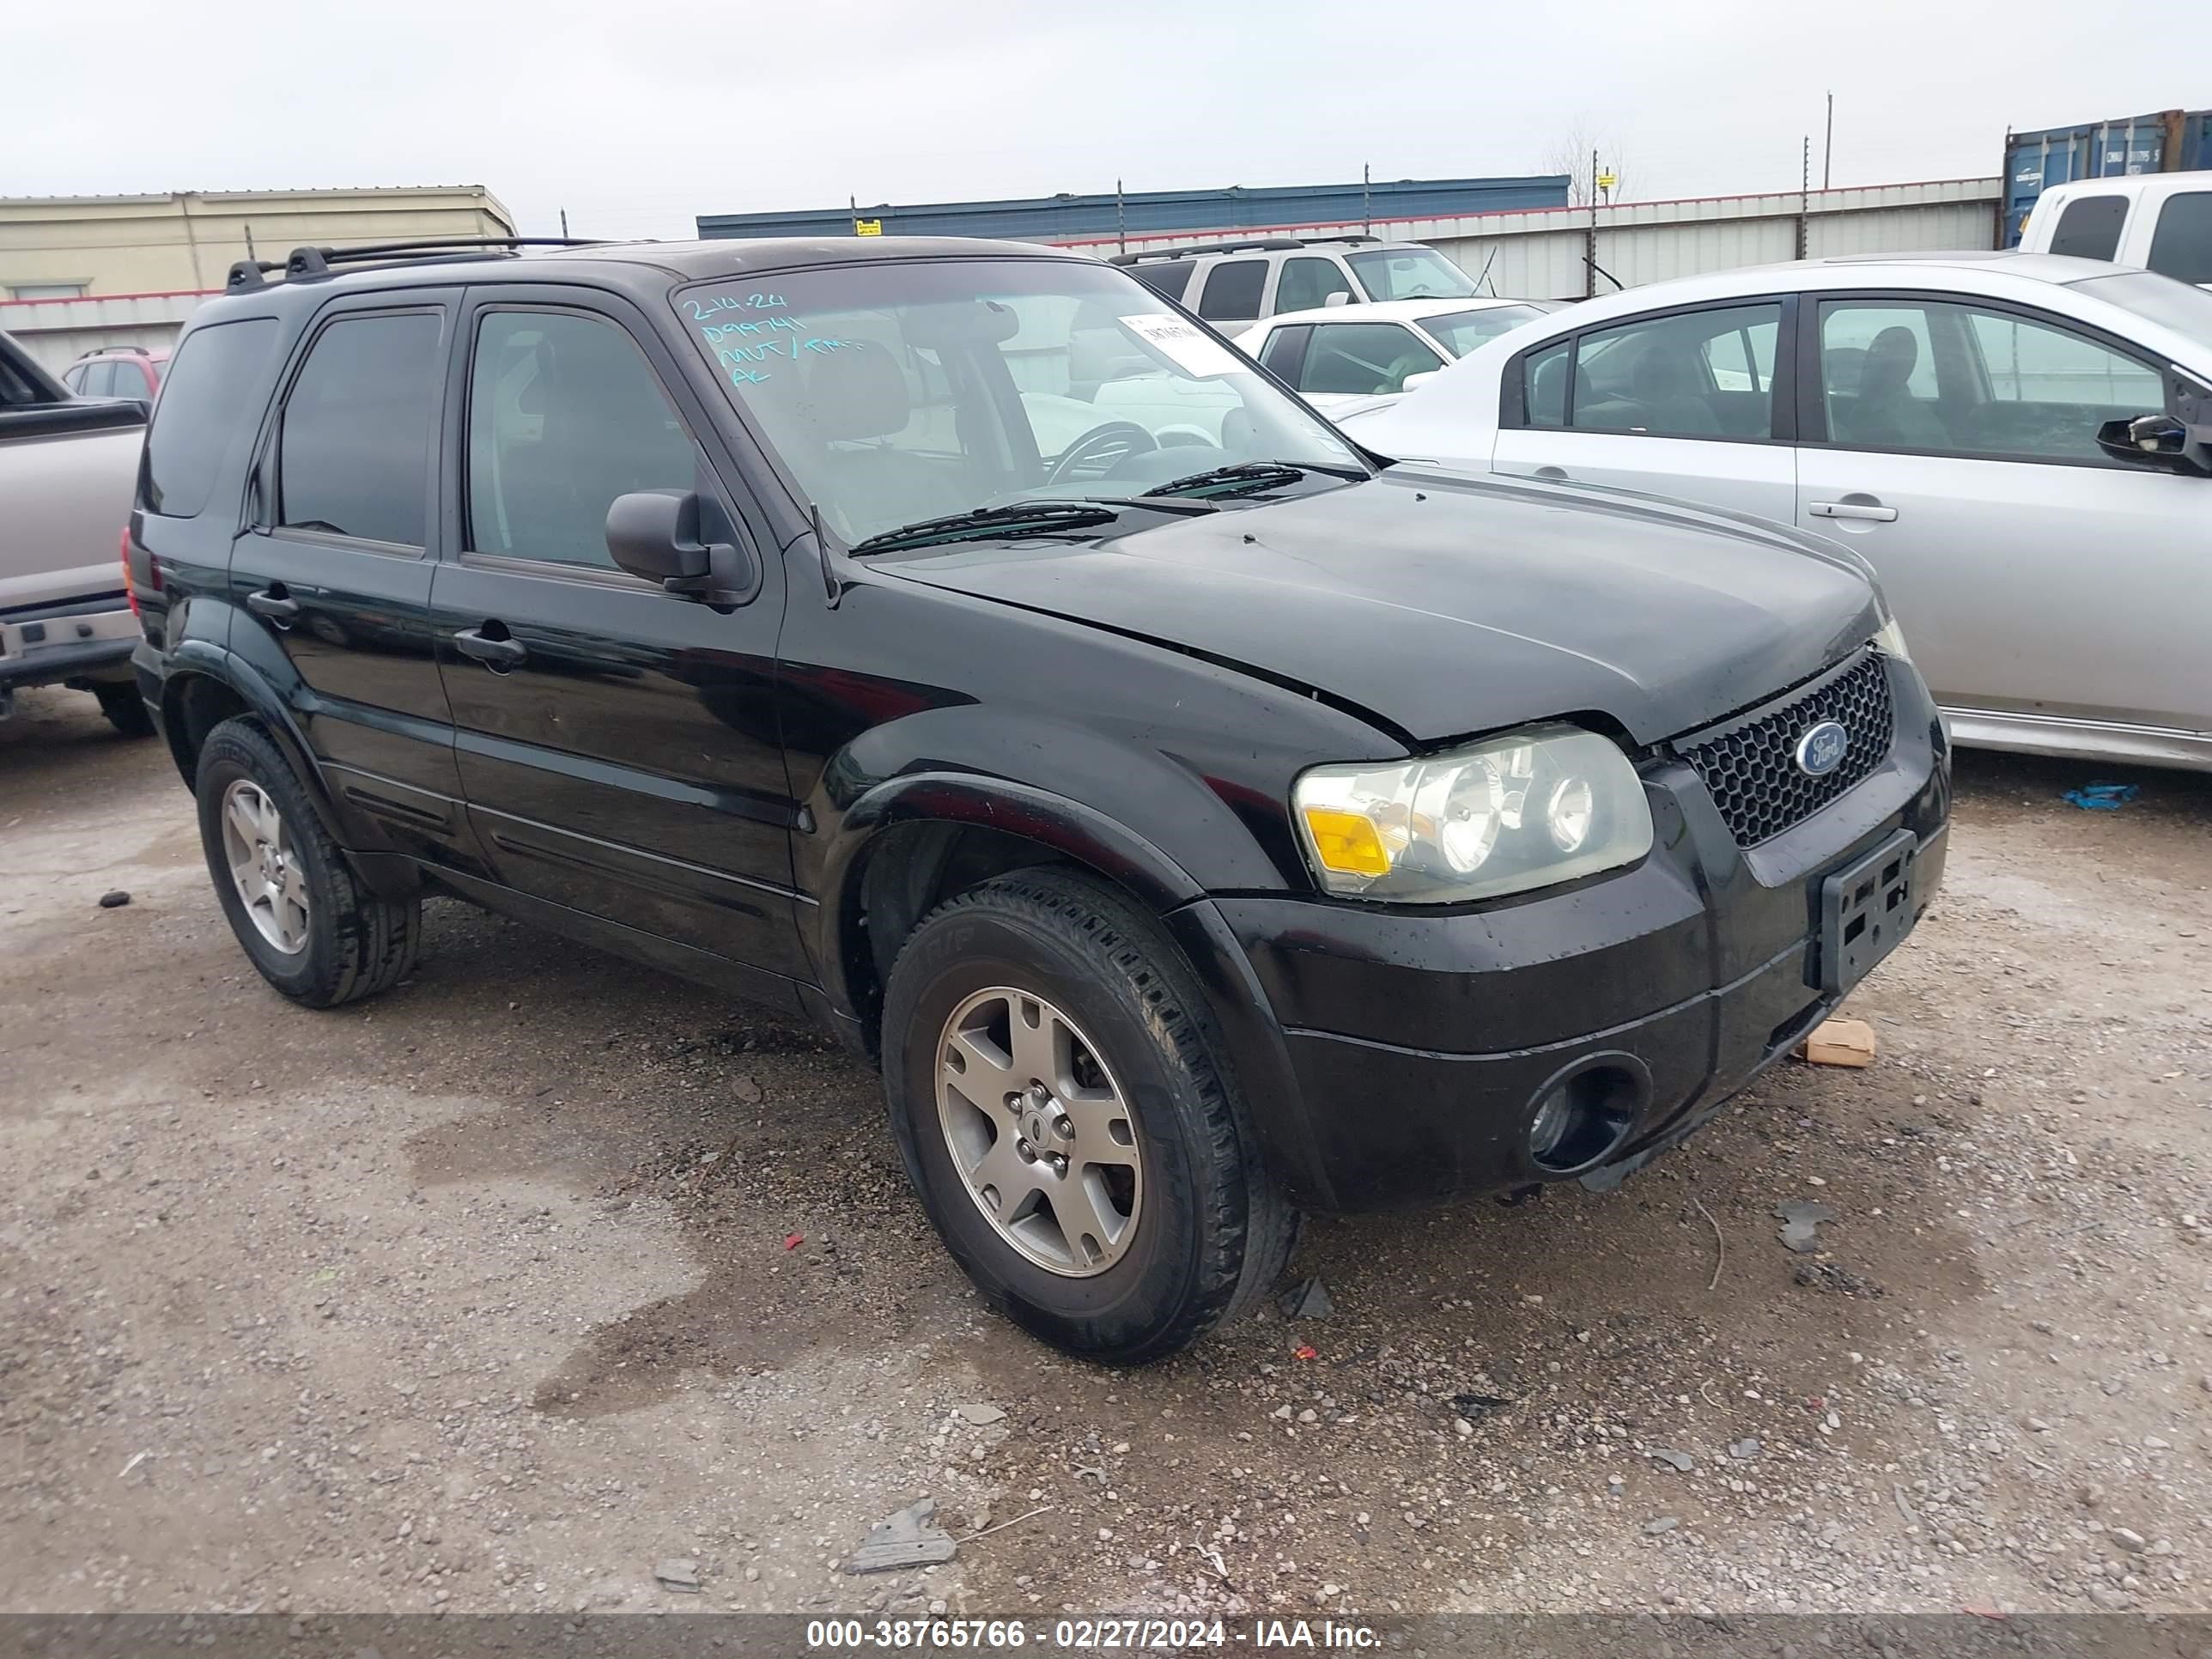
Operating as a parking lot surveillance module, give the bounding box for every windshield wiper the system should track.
[849,501,1123,556]
[1142,460,1364,501]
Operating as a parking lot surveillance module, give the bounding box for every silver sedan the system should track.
[1350,253,2212,771]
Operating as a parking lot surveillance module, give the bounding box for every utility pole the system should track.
[1115,179,1126,255]
[1362,162,1370,235]
[1823,92,1834,190]
[559,208,568,238]
[1585,148,1600,298]
[1798,136,1812,258]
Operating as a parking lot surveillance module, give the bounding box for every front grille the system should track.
[1677,650,1894,846]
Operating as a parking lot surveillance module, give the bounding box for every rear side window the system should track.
[143,319,279,518]
[1127,260,1194,302]
[1521,339,1571,426]
[1196,260,1267,321]
[277,312,442,545]
[2147,191,2212,287]
[2048,195,2127,261]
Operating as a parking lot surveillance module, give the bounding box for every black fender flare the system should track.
[811,772,1338,1209]
[812,770,1206,1008]
[159,641,417,898]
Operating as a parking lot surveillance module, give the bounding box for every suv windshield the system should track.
[1346,248,1477,302]
[675,259,1361,544]
[1421,304,1548,356]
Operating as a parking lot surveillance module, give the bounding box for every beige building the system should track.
[0,185,515,371]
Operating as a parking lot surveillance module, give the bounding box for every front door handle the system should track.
[246,586,301,623]
[453,626,527,670]
[1809,501,1899,522]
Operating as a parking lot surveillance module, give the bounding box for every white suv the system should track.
[1111,236,1480,330]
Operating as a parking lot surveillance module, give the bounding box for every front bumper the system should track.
[1196,653,1951,1212]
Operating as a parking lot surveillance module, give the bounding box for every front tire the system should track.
[194,717,420,1008]
[881,868,1297,1364]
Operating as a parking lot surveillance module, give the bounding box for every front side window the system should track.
[1274,257,1352,313]
[2146,191,2212,286]
[277,312,441,544]
[1298,323,1443,396]
[1195,260,1267,321]
[1561,303,1783,439]
[1817,298,2165,462]
[1344,247,1476,302]
[675,258,1359,544]
[467,311,698,569]
[2048,195,2128,261]
[1421,304,1547,357]
[143,318,278,518]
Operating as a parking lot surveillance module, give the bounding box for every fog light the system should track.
[1528,1087,1575,1161]
[1524,1060,1644,1174]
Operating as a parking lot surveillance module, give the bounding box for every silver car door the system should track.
[1492,299,1797,521]
[1796,292,2209,738]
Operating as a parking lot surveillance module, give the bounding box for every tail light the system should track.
[120,526,138,617]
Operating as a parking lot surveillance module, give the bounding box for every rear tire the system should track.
[881,867,1297,1364]
[194,717,420,1008]
[94,682,155,738]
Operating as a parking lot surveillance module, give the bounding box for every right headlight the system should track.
[1292,722,1654,903]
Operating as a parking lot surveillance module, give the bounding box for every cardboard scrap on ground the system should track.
[1799,1017,1877,1068]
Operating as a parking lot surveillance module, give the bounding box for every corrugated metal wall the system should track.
[1403,179,2002,300]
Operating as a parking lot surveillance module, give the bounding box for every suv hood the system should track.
[878,468,1881,748]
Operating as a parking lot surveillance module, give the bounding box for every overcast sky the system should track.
[5,0,2204,240]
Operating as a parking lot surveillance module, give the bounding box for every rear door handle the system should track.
[453,626,527,670]
[1533,465,1571,482]
[1809,501,1899,522]
[246,586,301,622]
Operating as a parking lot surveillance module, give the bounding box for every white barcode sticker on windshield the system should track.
[1119,313,1246,379]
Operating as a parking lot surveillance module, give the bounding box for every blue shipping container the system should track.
[697,175,1571,246]
[2002,108,2212,244]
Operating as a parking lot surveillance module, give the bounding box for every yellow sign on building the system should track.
[854,218,883,236]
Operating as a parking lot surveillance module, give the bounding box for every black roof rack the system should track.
[77,343,154,356]
[225,236,606,292]
[1107,233,1386,265]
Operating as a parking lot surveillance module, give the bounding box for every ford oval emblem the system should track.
[1794,720,1850,777]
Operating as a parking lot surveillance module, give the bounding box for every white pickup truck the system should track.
[0,329,151,733]
[2019,174,2212,288]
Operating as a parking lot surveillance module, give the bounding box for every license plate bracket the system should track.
[1817,829,1920,995]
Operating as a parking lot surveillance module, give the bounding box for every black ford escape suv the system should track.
[126,234,1949,1363]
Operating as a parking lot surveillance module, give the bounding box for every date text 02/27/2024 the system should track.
[800,1618,1382,1650]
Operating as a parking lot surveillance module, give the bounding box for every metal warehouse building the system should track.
[697,175,1571,246]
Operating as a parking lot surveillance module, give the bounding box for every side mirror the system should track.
[1323,290,1353,308]
[2095,413,2209,475]
[1400,370,1440,392]
[605,490,758,604]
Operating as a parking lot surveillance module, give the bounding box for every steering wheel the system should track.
[1046,421,1158,485]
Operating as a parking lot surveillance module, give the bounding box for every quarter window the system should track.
[1195,260,1267,322]
[1298,323,1443,397]
[467,311,699,569]
[2047,194,2127,261]
[277,313,442,544]
[1127,260,1194,302]
[144,319,278,518]
[1816,299,2165,463]
[1521,339,1571,427]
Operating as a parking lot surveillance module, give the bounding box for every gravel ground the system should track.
[2,684,2207,1620]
